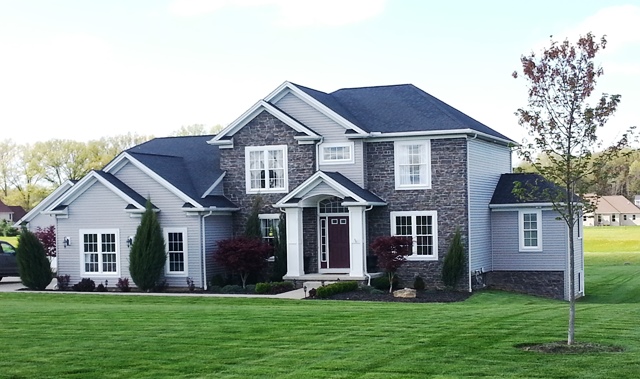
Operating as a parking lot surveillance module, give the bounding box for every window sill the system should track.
[246,188,288,194]
[405,255,438,262]
[394,185,431,191]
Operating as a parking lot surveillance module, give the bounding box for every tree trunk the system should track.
[567,213,576,345]
[388,273,394,293]
[241,272,248,289]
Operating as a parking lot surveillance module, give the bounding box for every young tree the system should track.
[34,225,56,257]
[129,199,166,291]
[16,228,53,290]
[442,228,465,289]
[370,236,411,293]
[513,32,635,345]
[214,236,272,288]
[244,196,263,239]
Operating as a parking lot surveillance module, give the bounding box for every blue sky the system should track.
[1,0,638,146]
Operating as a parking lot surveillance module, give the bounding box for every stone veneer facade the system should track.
[486,271,565,300]
[365,138,470,289]
[219,111,316,232]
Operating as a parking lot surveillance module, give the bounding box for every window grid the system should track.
[395,141,430,189]
[261,218,279,245]
[167,232,185,273]
[319,197,348,214]
[82,231,118,274]
[320,218,327,262]
[392,212,436,257]
[322,145,351,162]
[246,146,287,192]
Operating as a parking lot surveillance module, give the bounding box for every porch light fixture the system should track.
[63,237,71,248]
[126,236,134,248]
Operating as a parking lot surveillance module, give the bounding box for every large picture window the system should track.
[519,210,542,251]
[394,140,431,190]
[245,145,288,193]
[390,211,438,260]
[80,229,119,275]
[165,228,188,275]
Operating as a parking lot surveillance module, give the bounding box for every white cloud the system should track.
[167,0,386,27]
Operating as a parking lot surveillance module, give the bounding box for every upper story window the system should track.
[245,145,288,193]
[80,229,119,276]
[519,210,542,252]
[319,142,354,165]
[165,227,187,276]
[390,211,438,261]
[394,140,431,190]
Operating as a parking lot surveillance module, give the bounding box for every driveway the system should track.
[0,276,58,292]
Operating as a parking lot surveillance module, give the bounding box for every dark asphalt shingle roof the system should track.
[490,173,578,205]
[293,83,512,141]
[322,171,385,203]
[126,135,235,208]
[93,171,152,209]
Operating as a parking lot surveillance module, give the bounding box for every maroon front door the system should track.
[328,216,350,269]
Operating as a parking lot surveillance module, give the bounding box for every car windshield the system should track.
[1,242,16,254]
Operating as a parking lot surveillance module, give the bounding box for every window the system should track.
[390,211,438,260]
[519,210,542,252]
[583,216,587,222]
[612,214,616,222]
[165,228,187,275]
[319,142,354,164]
[394,140,431,190]
[597,215,602,223]
[80,229,119,275]
[624,215,628,221]
[259,214,280,245]
[245,145,287,193]
[634,215,637,221]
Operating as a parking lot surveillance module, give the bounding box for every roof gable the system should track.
[490,173,578,206]
[14,180,75,226]
[595,196,640,214]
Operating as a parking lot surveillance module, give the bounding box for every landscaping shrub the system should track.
[116,278,131,292]
[96,283,107,292]
[245,284,256,293]
[315,281,358,298]
[72,278,95,292]
[16,228,54,290]
[34,225,56,257]
[442,228,465,289]
[208,285,223,293]
[214,236,272,288]
[56,274,71,290]
[153,280,168,292]
[129,199,166,292]
[0,220,19,237]
[371,276,399,291]
[221,285,244,294]
[413,275,426,291]
[255,281,294,294]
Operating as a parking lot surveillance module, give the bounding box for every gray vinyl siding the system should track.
[56,183,140,285]
[468,139,511,272]
[566,218,585,299]
[26,213,57,232]
[303,182,343,199]
[274,92,365,185]
[491,210,567,271]
[204,214,233,284]
[114,162,204,288]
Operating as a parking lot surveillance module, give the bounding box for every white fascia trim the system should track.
[108,153,203,208]
[266,82,369,136]
[274,171,366,207]
[489,203,556,210]
[183,207,240,213]
[209,100,318,143]
[202,172,226,198]
[14,180,75,226]
[364,129,514,146]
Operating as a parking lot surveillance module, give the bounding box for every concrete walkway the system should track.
[0,277,323,299]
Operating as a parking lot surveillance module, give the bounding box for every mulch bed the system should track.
[315,289,473,303]
[515,341,624,354]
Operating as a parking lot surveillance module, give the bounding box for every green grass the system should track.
[584,226,640,253]
[1,254,640,378]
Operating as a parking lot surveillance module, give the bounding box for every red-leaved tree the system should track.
[214,237,273,288]
[370,236,412,293]
[34,225,56,258]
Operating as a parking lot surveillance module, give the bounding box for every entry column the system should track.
[348,205,366,277]
[284,207,304,278]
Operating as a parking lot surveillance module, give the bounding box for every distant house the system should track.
[0,199,26,225]
[635,195,640,208]
[584,195,640,226]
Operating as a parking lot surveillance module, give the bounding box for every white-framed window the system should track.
[245,145,288,193]
[612,214,616,222]
[394,140,431,190]
[80,229,119,276]
[519,210,542,252]
[624,215,628,221]
[319,142,354,165]
[390,211,438,260]
[164,228,187,276]
[259,214,280,246]
[634,215,637,221]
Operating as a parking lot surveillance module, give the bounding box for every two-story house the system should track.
[38,81,583,300]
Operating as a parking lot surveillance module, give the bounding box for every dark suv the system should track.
[0,241,18,281]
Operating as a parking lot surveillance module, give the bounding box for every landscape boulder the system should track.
[393,288,417,298]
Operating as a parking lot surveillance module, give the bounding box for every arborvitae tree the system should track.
[129,199,166,291]
[271,213,287,281]
[442,228,465,289]
[16,228,53,290]
[245,196,263,239]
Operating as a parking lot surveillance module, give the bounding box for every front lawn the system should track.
[584,225,640,253]
[1,252,639,378]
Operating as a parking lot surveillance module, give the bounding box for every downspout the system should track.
[201,211,214,290]
[466,135,472,293]
[315,137,324,171]
[363,204,374,286]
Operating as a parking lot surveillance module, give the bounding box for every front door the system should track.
[327,216,349,269]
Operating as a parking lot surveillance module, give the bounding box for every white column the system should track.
[284,207,304,278]
[348,205,366,278]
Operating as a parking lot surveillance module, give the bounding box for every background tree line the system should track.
[515,148,640,201]
[0,124,221,211]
